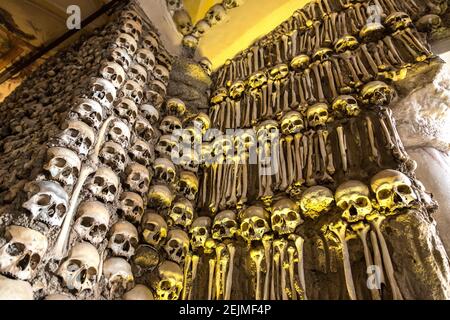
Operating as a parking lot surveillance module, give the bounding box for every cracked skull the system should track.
[360,81,396,107]
[44,147,81,187]
[23,180,69,227]
[57,120,95,156]
[57,242,99,293]
[141,211,168,247]
[99,141,128,173]
[371,169,417,213]
[0,226,48,280]
[166,98,186,118]
[140,104,160,124]
[129,138,155,167]
[125,162,151,195]
[108,47,132,71]
[88,167,120,203]
[163,229,189,264]
[119,80,144,105]
[160,116,182,135]
[114,98,138,125]
[108,119,131,147]
[335,180,373,223]
[74,201,110,245]
[129,62,148,87]
[300,186,334,219]
[239,206,270,242]
[69,98,104,131]
[118,192,144,224]
[332,95,360,117]
[108,221,139,259]
[271,197,303,235]
[89,77,116,110]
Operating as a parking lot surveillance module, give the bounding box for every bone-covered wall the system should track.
[1,0,450,301]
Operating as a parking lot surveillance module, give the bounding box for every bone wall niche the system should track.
[0,0,450,301]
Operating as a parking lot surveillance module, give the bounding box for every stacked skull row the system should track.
[214,0,444,85]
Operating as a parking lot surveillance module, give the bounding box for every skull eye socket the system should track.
[81,216,94,227]
[355,197,368,207]
[287,211,298,221]
[273,215,281,224]
[224,220,235,228]
[160,280,171,291]
[67,259,82,272]
[94,176,105,186]
[130,237,138,247]
[124,199,134,206]
[378,189,391,200]
[67,128,80,138]
[145,223,156,231]
[198,228,206,236]
[319,111,328,117]
[56,203,67,216]
[6,242,25,256]
[338,201,349,210]
[241,222,249,231]
[37,194,51,206]
[114,234,125,244]
[255,219,265,228]
[397,185,412,194]
[86,267,97,279]
[168,239,179,248]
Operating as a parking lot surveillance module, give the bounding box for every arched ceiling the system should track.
[181,0,310,69]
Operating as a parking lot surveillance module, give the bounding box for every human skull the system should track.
[135,116,157,142]
[108,119,131,147]
[199,57,212,76]
[385,12,413,32]
[212,210,238,240]
[371,169,417,213]
[140,104,160,124]
[129,138,155,167]
[306,103,330,128]
[74,201,110,245]
[177,171,199,201]
[205,4,227,26]
[119,19,142,41]
[174,146,200,173]
[146,80,166,107]
[107,47,132,71]
[99,61,126,89]
[269,64,289,81]
[223,0,244,9]
[136,48,156,72]
[160,116,182,135]
[280,111,304,135]
[300,186,334,219]
[0,276,34,300]
[163,229,189,264]
[417,14,442,32]
[154,158,177,184]
[89,77,116,109]
[290,54,310,71]
[141,211,168,247]
[156,135,178,159]
[108,221,139,259]
[360,81,396,107]
[122,284,154,300]
[57,120,95,156]
[119,80,144,104]
[173,9,193,35]
[229,80,245,100]
[151,260,183,300]
[99,141,127,173]
[166,98,186,117]
[154,65,170,85]
[23,180,69,227]
[248,71,267,89]
[117,192,144,224]
[69,98,104,130]
[210,87,228,105]
[192,20,211,38]
[192,112,211,134]
[334,35,359,54]
[169,197,194,228]
[239,206,270,242]
[234,130,256,153]
[113,32,138,56]
[0,226,48,280]
[271,198,303,235]
[120,9,143,24]
[142,33,159,53]
[114,98,138,125]
[87,167,120,203]
[332,95,360,117]
[189,217,211,251]
[125,162,151,195]
[183,35,199,49]
[44,147,81,187]
[147,184,174,209]
[129,62,148,87]
[166,0,182,12]
[335,181,373,223]
[57,242,99,292]
[312,47,333,63]
[359,21,385,43]
[103,257,134,299]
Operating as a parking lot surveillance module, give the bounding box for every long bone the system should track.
[285,135,295,186]
[261,85,269,118]
[272,252,280,300]
[324,130,335,175]
[224,243,236,300]
[274,238,289,300]
[382,108,408,160]
[252,45,259,71]
[292,235,307,299]
[336,126,348,172]
[215,244,228,300]
[293,133,304,183]
[318,129,333,182]
[323,60,338,99]
[227,156,239,207]
[266,79,274,118]
[182,253,193,300]
[366,117,380,163]
[290,30,298,56]
[188,255,200,300]
[328,221,357,300]
[378,117,395,149]
[208,257,216,300]
[383,36,406,66]
[250,246,265,300]
[305,131,316,186]
[295,74,307,108]
[394,29,430,61]
[262,235,272,300]
[370,230,386,288]
[359,44,379,75]
[351,222,381,300]
[287,246,297,300]
[220,163,231,209]
[53,116,115,259]
[311,62,326,102]
[279,138,289,190]
[239,154,249,206]
[367,213,403,300]
[259,47,265,69]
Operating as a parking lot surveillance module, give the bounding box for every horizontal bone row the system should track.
[215,7,440,86]
[200,108,408,212]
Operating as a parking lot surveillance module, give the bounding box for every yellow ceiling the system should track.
[183,0,309,70]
